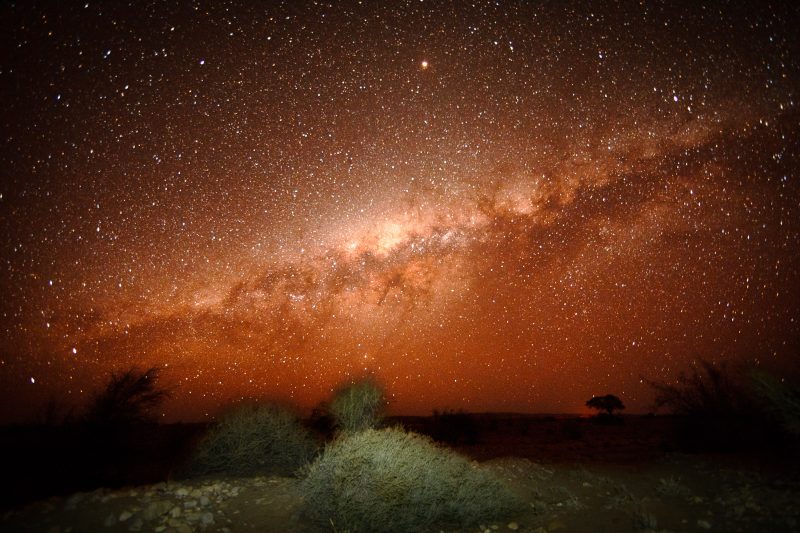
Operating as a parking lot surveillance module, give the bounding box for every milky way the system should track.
[1,1,799,421]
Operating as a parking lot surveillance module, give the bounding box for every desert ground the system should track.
[1,415,798,532]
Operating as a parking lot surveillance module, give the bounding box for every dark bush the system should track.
[647,360,785,451]
[181,403,318,478]
[300,427,521,532]
[750,369,800,436]
[330,378,385,433]
[84,367,169,427]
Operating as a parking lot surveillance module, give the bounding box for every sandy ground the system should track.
[3,452,798,533]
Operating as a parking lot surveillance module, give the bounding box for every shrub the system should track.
[648,360,751,419]
[646,360,783,451]
[330,378,385,432]
[181,403,318,478]
[84,367,169,427]
[751,369,800,436]
[300,427,521,532]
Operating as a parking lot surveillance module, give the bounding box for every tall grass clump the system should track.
[300,427,521,532]
[181,403,318,478]
[330,378,385,432]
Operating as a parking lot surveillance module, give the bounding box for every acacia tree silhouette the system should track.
[586,394,625,416]
[84,367,169,427]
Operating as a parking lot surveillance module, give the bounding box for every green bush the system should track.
[299,427,521,532]
[330,378,385,432]
[181,403,318,478]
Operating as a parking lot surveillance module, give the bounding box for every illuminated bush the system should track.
[182,404,318,477]
[330,378,385,432]
[300,427,521,532]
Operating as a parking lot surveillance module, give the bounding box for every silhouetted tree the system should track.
[84,367,169,427]
[586,394,625,416]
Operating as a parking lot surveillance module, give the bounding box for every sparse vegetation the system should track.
[181,403,318,478]
[84,367,169,427]
[648,360,750,419]
[646,360,792,450]
[750,369,800,436]
[300,427,521,532]
[329,377,385,432]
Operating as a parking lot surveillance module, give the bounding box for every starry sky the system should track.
[1,1,799,423]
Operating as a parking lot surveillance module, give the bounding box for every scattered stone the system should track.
[169,506,182,518]
[175,488,189,497]
[103,513,117,527]
[507,522,519,530]
[119,510,133,522]
[698,519,712,529]
[199,496,210,507]
[491,526,499,531]
[142,500,172,521]
[184,499,198,509]
[199,512,214,527]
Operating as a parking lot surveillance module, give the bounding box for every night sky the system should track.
[2,1,799,423]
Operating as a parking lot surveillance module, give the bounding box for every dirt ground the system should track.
[2,416,798,532]
[2,453,798,533]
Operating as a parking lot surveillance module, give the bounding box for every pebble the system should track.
[507,522,519,530]
[128,516,143,531]
[698,519,712,529]
[119,510,133,522]
[142,501,172,521]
